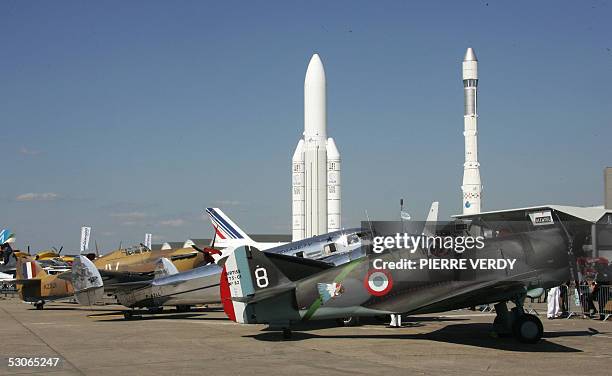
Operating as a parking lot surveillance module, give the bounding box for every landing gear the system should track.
[123,311,133,320]
[34,301,45,310]
[492,296,544,343]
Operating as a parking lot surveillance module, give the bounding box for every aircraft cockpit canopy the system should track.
[122,244,151,256]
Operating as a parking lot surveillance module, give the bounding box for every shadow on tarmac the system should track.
[28,306,111,312]
[246,323,588,352]
[92,310,228,322]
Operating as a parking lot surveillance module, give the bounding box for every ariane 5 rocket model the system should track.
[292,54,341,241]
[461,47,483,215]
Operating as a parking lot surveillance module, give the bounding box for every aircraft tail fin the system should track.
[72,255,104,305]
[15,256,47,280]
[219,245,294,323]
[205,208,252,242]
[0,228,14,244]
[154,257,179,279]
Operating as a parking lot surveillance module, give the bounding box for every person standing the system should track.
[0,243,14,265]
[389,313,402,327]
[547,286,561,319]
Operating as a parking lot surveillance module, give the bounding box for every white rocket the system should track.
[461,47,483,214]
[292,54,341,241]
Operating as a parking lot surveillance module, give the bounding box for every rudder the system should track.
[220,245,293,323]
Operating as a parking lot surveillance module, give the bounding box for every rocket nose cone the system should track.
[464,48,477,61]
[305,53,326,83]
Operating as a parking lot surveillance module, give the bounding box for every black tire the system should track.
[124,312,133,320]
[512,313,543,344]
[35,303,44,310]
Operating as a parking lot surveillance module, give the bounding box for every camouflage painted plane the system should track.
[219,208,575,343]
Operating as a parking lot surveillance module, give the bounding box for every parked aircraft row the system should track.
[3,203,578,344]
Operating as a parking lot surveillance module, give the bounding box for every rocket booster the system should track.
[292,54,341,241]
[461,47,483,214]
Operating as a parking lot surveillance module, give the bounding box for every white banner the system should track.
[144,233,152,250]
[528,211,554,226]
[80,226,91,253]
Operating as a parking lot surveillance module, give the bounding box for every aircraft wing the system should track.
[103,280,153,292]
[98,270,154,285]
[407,279,529,315]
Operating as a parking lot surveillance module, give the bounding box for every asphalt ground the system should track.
[0,297,610,376]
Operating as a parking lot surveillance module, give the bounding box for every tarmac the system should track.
[0,296,610,376]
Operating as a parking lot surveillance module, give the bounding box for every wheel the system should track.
[124,311,133,320]
[35,302,44,310]
[147,306,163,314]
[282,328,292,340]
[512,313,543,344]
[176,305,191,313]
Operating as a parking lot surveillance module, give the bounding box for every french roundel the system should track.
[364,270,393,296]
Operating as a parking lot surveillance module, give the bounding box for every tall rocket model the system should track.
[292,54,341,241]
[461,47,483,214]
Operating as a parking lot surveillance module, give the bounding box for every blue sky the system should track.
[1,1,610,252]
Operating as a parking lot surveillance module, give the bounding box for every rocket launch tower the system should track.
[461,47,483,215]
[292,54,341,241]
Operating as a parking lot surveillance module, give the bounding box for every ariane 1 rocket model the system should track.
[461,47,483,215]
[292,54,341,241]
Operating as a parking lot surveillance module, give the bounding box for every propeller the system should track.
[191,245,221,265]
[58,246,63,255]
[188,218,221,265]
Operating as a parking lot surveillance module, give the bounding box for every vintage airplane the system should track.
[219,208,575,343]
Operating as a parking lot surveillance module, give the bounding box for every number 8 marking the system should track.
[254,267,269,288]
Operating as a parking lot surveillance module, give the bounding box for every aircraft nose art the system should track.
[364,269,393,296]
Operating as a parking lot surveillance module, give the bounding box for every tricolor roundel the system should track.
[364,269,393,296]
